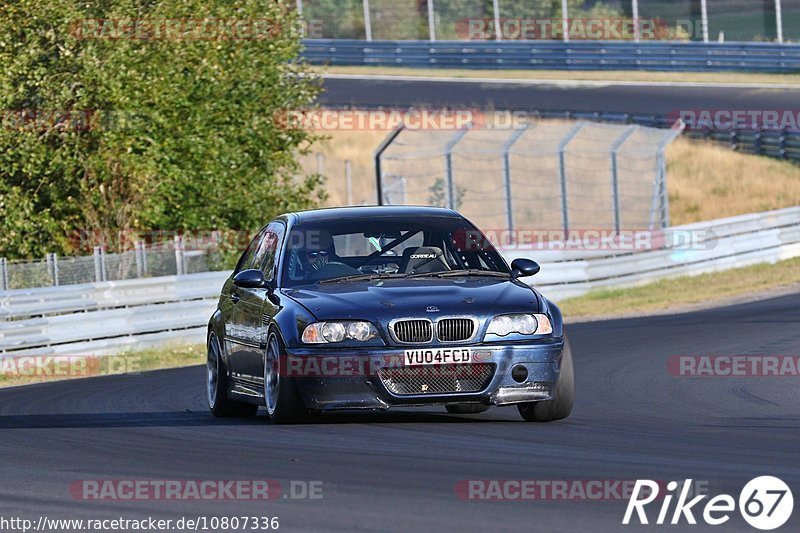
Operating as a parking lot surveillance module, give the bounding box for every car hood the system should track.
[282,278,541,321]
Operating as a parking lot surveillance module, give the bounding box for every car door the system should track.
[228,222,286,389]
[225,226,269,387]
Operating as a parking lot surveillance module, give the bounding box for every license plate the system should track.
[403,347,473,366]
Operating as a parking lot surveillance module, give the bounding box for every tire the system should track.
[264,331,308,424]
[207,332,259,417]
[445,405,490,414]
[517,339,574,422]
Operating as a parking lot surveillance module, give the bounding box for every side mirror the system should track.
[233,269,266,289]
[511,258,541,279]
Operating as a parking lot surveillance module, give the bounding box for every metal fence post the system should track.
[700,0,709,43]
[0,258,7,291]
[427,0,436,42]
[316,153,325,176]
[46,253,54,285]
[345,160,353,205]
[174,235,185,276]
[444,127,470,210]
[93,246,104,282]
[100,247,107,281]
[501,126,529,238]
[649,123,683,229]
[632,0,640,43]
[362,0,373,41]
[776,0,784,43]
[374,124,405,205]
[142,242,149,276]
[561,0,570,42]
[557,123,585,233]
[296,0,305,37]
[135,241,145,278]
[492,0,502,41]
[610,126,639,233]
[48,253,60,286]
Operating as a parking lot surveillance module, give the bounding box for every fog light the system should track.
[511,365,528,383]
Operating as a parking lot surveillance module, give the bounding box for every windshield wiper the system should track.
[406,269,510,279]
[318,273,408,284]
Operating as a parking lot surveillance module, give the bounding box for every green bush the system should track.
[0,0,325,260]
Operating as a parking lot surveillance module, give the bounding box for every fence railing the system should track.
[298,1,793,44]
[0,236,219,291]
[375,120,682,233]
[302,39,800,73]
[0,271,229,355]
[502,205,800,301]
[2,207,798,356]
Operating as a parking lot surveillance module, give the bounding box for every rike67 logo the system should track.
[623,477,794,530]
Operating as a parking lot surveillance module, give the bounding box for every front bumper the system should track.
[285,339,565,411]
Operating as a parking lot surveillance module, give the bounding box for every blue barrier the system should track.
[302,39,800,73]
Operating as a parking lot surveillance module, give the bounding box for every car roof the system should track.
[286,205,462,224]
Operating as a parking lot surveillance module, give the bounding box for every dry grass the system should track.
[666,138,800,225]
[313,65,800,86]
[560,257,800,319]
[299,130,388,206]
[0,343,204,388]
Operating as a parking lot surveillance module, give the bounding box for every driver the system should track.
[301,229,337,276]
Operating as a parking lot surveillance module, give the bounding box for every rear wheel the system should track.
[446,405,490,414]
[207,332,258,417]
[518,339,574,422]
[264,332,308,424]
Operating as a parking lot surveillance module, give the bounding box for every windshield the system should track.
[281,216,509,287]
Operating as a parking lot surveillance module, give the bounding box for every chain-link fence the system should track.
[299,0,797,43]
[376,121,682,234]
[0,237,224,291]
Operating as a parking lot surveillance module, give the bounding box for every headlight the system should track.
[302,321,378,344]
[485,314,552,337]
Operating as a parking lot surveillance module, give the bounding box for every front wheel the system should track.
[518,339,574,422]
[207,332,258,417]
[264,332,308,424]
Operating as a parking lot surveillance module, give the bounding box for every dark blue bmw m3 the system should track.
[206,206,573,424]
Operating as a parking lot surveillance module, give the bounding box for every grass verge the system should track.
[559,256,800,319]
[0,343,205,388]
[313,65,800,86]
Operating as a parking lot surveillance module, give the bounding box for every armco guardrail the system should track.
[532,110,800,164]
[1,207,798,356]
[0,271,229,356]
[302,40,800,73]
[501,206,800,301]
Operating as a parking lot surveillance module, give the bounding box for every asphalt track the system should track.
[319,75,800,116]
[1,292,798,532]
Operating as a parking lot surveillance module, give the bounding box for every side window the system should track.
[253,222,286,280]
[234,227,269,274]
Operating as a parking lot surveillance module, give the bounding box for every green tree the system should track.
[0,0,325,259]
[304,0,366,39]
